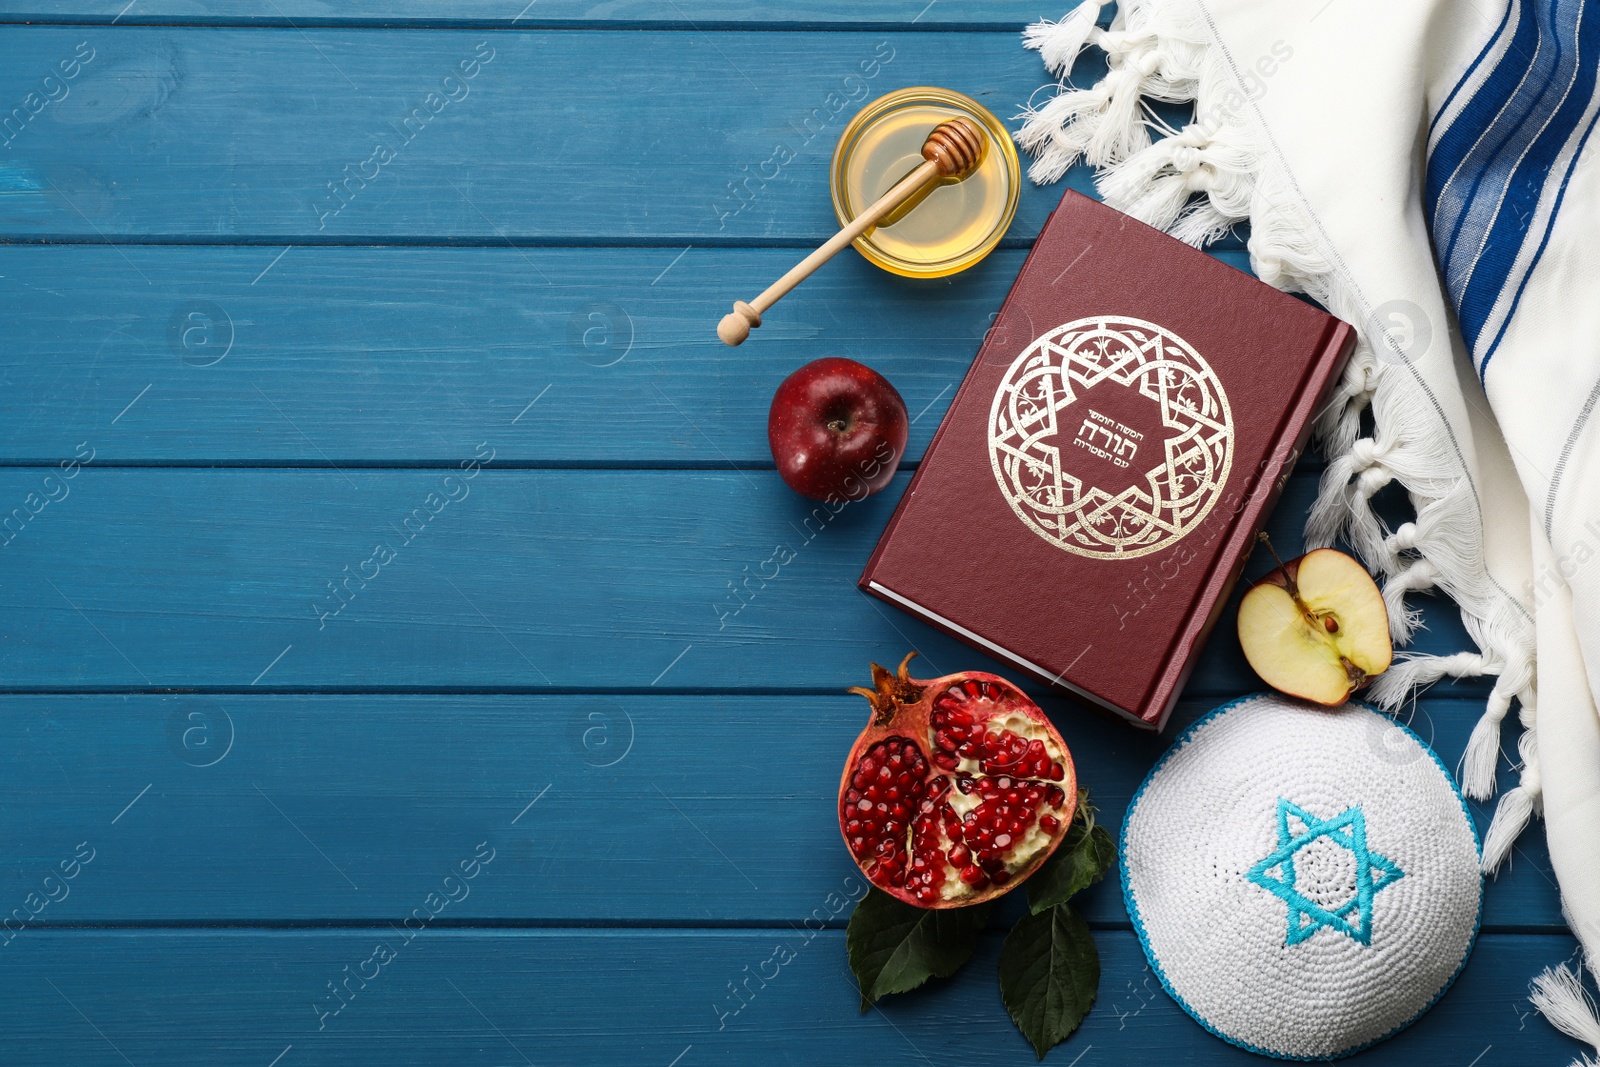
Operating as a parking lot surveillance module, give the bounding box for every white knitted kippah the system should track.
[1121,693,1482,1060]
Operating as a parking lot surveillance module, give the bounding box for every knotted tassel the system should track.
[1306,436,1392,562]
[1169,167,1248,246]
[1086,58,1157,165]
[1096,121,1256,238]
[1015,87,1107,183]
[1023,0,1108,77]
[1462,696,1510,800]
[1312,347,1376,462]
[1530,964,1600,1067]
[1366,650,1486,709]
[1382,557,1435,643]
[1095,136,1194,231]
[1482,783,1535,871]
[1461,651,1532,800]
[1347,464,1395,566]
[1483,679,1541,872]
[1382,482,1478,573]
[1016,53,1157,181]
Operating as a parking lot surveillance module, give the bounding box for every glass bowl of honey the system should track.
[830,87,1020,280]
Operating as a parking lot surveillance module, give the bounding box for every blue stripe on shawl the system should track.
[1428,0,1517,139]
[1425,0,1598,378]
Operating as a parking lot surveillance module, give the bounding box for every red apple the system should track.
[767,357,908,502]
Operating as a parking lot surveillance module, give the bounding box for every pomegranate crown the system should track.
[848,652,927,726]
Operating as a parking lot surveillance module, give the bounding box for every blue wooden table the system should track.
[0,4,1584,1064]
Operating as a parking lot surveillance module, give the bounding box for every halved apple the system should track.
[1237,540,1392,706]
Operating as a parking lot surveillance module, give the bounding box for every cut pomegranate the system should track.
[839,654,1078,908]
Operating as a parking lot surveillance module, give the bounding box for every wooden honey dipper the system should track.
[717,117,987,346]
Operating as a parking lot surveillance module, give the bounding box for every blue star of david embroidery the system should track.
[1245,798,1404,946]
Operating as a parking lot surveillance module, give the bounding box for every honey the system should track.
[831,88,1019,279]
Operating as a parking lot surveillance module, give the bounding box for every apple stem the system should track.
[1257,532,1316,622]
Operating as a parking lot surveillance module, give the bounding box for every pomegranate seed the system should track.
[959,865,986,886]
[916,886,937,904]
[931,752,959,771]
[1047,786,1066,808]
[856,799,872,813]
[1050,762,1065,781]
[956,776,975,794]
[980,856,1004,873]
[890,868,906,887]
[928,777,949,797]
[991,870,1011,886]
[993,833,1013,850]
[1040,815,1061,834]
[948,844,970,866]
[935,731,957,752]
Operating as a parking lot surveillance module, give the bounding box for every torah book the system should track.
[860,190,1356,730]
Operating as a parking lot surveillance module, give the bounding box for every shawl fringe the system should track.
[1016,0,1540,872]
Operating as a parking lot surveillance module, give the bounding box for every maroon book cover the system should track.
[860,190,1356,731]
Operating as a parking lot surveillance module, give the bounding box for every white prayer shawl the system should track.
[1016,0,1600,1057]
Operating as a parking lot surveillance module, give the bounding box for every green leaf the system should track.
[1027,793,1117,915]
[999,904,1100,1059]
[846,887,992,1009]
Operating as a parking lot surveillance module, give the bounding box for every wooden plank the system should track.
[1,1,1060,26]
[0,692,1559,928]
[0,28,1216,244]
[0,246,1261,465]
[0,468,1485,693]
[0,929,1583,1064]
